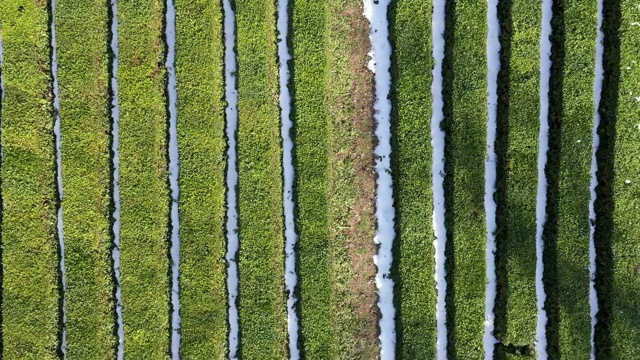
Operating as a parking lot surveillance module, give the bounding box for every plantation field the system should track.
[0,0,638,359]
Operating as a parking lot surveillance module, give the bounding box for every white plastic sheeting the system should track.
[223,0,240,357]
[49,1,68,357]
[109,0,125,356]
[431,0,449,358]
[484,0,501,356]
[275,0,301,358]
[535,0,553,356]
[589,0,605,357]
[363,1,397,358]
[165,0,182,357]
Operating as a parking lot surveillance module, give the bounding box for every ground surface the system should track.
[0,0,637,358]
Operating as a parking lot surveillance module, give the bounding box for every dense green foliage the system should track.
[0,2,59,358]
[235,0,287,357]
[389,0,436,358]
[117,0,170,357]
[551,0,597,357]
[55,0,115,357]
[500,0,541,350]
[174,1,228,358]
[610,0,640,356]
[291,0,332,356]
[445,0,488,357]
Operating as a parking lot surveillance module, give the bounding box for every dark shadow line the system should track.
[593,0,621,357]
[541,0,566,357]
[386,2,405,359]
[106,0,121,356]
[46,0,65,356]
[441,0,456,358]
[493,0,513,357]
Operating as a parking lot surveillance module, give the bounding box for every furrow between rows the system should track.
[364,1,396,358]
[535,0,553,355]
[222,0,240,356]
[108,0,125,356]
[276,0,300,357]
[485,0,501,355]
[49,0,67,355]
[431,1,448,358]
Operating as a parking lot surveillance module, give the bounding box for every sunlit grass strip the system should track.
[325,1,379,357]
[445,0,488,357]
[502,0,541,350]
[174,0,227,358]
[0,2,59,358]
[235,0,287,357]
[610,0,640,356]
[290,0,331,357]
[553,0,597,357]
[117,0,170,357]
[54,0,115,357]
[389,1,436,358]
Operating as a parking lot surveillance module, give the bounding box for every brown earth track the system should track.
[325,0,379,358]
